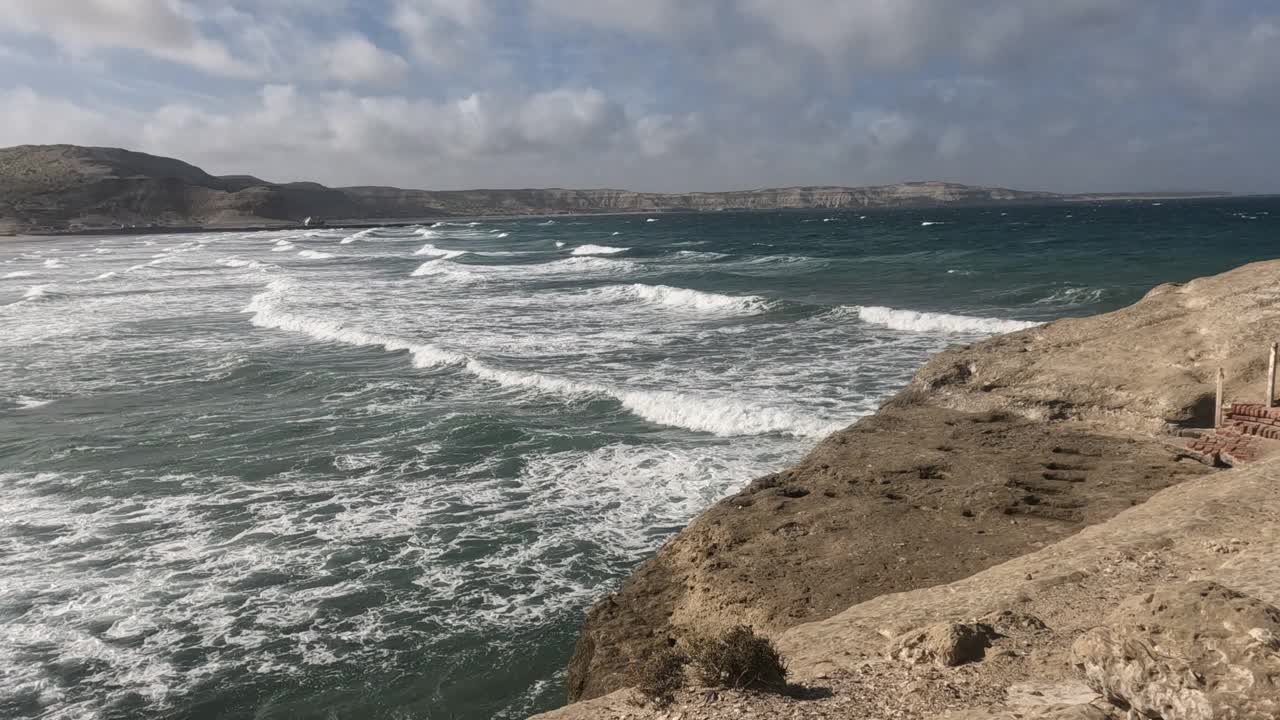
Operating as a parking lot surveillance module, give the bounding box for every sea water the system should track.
[2,200,1278,719]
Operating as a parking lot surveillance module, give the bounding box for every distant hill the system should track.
[0,144,1226,234]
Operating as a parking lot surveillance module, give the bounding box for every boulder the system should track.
[1070,581,1280,719]
[887,621,1000,667]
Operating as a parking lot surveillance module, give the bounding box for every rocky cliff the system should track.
[0,144,1065,233]
[548,259,1280,719]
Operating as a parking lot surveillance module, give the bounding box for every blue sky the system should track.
[1,1,1278,193]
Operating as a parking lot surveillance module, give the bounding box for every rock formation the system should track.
[539,259,1280,719]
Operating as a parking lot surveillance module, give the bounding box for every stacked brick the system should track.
[1225,403,1280,440]
[1184,403,1280,465]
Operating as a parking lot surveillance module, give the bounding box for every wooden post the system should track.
[1216,367,1225,429]
[1268,343,1278,408]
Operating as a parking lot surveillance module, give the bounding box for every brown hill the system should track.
[0,144,1066,233]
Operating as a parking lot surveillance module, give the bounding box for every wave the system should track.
[496,233,510,238]
[14,396,52,409]
[920,221,944,227]
[3,271,35,279]
[90,271,118,281]
[849,305,1041,334]
[20,284,55,302]
[271,241,296,252]
[570,244,628,256]
[43,259,66,268]
[415,243,467,259]
[246,283,827,437]
[245,281,465,367]
[340,229,375,244]
[297,250,334,260]
[1035,287,1104,305]
[554,241,565,248]
[646,218,659,223]
[589,284,771,314]
[411,260,484,284]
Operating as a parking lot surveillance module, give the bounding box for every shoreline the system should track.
[5,194,1263,240]
[538,258,1280,719]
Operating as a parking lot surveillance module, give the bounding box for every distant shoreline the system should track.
[4,193,1259,240]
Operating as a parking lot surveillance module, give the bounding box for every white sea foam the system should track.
[22,284,53,300]
[850,305,1041,334]
[570,244,628,256]
[496,233,510,238]
[3,271,34,279]
[410,260,483,284]
[589,284,771,315]
[271,241,296,252]
[646,218,659,223]
[340,229,375,244]
[415,244,467,259]
[554,241,565,248]
[14,396,52,409]
[1035,287,1104,305]
[247,285,824,436]
[91,271,118,281]
[538,220,557,226]
[245,281,465,367]
[43,258,66,268]
[921,221,944,227]
[297,250,334,259]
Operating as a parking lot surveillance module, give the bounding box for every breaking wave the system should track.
[297,250,334,260]
[411,260,483,284]
[415,244,467,259]
[589,284,771,315]
[569,244,628,256]
[245,282,828,437]
[3,271,35,279]
[848,305,1041,334]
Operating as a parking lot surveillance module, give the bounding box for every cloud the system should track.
[2,1,1280,193]
[0,0,250,76]
[325,34,409,86]
[391,0,493,66]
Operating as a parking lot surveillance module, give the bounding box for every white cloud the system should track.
[0,0,250,76]
[391,0,493,65]
[325,34,409,86]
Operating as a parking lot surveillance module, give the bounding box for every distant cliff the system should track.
[0,144,1193,234]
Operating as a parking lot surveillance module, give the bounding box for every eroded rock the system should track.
[1070,581,1280,720]
[887,621,1000,667]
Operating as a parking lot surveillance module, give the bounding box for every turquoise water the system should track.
[1,199,1277,719]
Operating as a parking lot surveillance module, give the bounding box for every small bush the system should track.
[686,626,788,692]
[629,646,687,708]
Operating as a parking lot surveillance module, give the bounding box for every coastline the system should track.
[538,258,1280,719]
[5,193,1265,240]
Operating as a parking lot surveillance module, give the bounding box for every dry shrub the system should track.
[686,626,788,692]
[628,646,687,708]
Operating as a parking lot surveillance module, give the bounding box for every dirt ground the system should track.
[566,397,1212,703]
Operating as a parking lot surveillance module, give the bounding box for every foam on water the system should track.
[410,260,485,284]
[415,243,467,259]
[43,259,66,268]
[1035,286,1105,305]
[569,244,628,255]
[587,284,771,315]
[850,305,1040,334]
[271,241,296,252]
[297,250,334,260]
[921,221,944,227]
[3,271,35,278]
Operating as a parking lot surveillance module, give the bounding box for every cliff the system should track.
[545,259,1280,718]
[0,144,1067,233]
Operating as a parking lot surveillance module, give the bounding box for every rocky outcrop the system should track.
[1071,581,1280,719]
[887,621,1000,667]
[0,144,1070,233]
[558,259,1280,709]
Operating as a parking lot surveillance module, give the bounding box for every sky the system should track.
[0,1,1277,193]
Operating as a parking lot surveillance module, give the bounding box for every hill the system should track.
[0,144,1073,234]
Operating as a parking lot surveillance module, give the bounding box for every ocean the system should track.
[2,199,1277,720]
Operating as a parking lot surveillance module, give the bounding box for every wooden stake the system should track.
[1268,343,1278,408]
[1216,367,1225,429]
